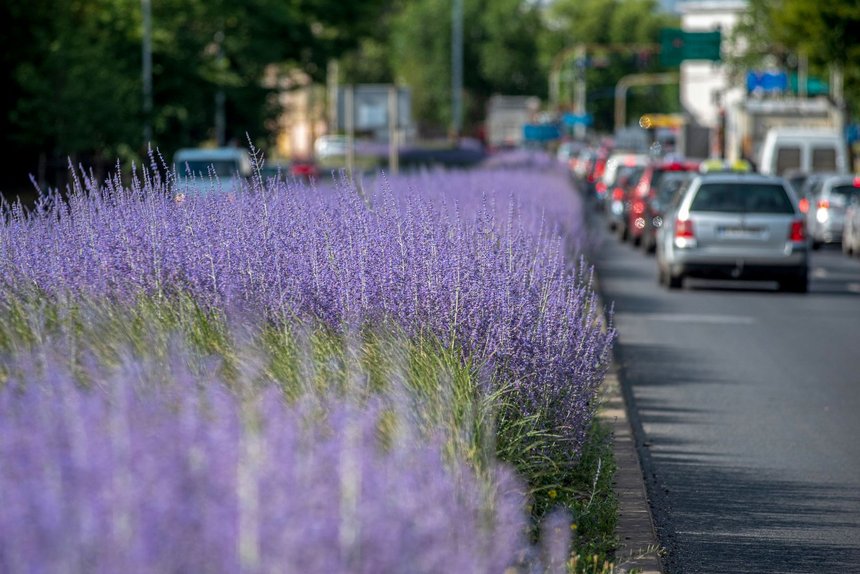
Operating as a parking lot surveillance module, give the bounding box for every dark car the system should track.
[805,174,860,248]
[627,160,700,248]
[639,170,695,254]
[608,164,647,240]
[261,159,320,183]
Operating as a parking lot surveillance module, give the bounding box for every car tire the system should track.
[632,233,642,247]
[812,240,822,250]
[667,273,684,289]
[843,240,852,256]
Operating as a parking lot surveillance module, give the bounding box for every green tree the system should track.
[733,0,860,113]
[389,0,546,135]
[542,0,677,132]
[1,0,388,193]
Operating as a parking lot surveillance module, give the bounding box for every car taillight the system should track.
[817,199,830,210]
[675,218,694,239]
[596,182,607,195]
[632,200,645,214]
[798,197,809,213]
[789,219,806,242]
[612,187,624,201]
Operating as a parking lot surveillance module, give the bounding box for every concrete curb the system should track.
[599,362,664,574]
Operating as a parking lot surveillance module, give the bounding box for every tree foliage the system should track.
[542,0,678,131]
[733,0,860,113]
[1,0,388,191]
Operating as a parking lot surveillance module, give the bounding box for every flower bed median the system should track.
[0,153,616,573]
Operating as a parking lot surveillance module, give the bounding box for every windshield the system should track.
[690,183,794,214]
[177,160,241,178]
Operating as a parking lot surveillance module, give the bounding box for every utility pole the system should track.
[573,44,587,139]
[214,30,226,146]
[388,86,400,175]
[142,0,152,145]
[327,59,339,134]
[345,85,355,178]
[451,0,463,140]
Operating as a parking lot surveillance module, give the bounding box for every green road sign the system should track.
[660,29,721,67]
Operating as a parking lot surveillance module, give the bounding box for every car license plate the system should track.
[718,226,766,239]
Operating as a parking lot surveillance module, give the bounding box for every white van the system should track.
[758,128,848,176]
[173,148,252,193]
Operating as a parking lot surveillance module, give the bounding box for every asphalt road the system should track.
[591,217,860,573]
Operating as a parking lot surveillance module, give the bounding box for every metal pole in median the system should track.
[142,0,152,145]
[451,0,463,139]
[573,44,587,140]
[345,84,355,179]
[388,86,399,176]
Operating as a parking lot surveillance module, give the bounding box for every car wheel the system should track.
[843,239,852,256]
[618,224,629,242]
[667,273,684,289]
[812,240,822,250]
[632,233,642,247]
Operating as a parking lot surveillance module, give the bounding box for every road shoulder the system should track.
[599,363,663,574]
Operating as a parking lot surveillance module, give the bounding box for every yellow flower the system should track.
[548,489,558,499]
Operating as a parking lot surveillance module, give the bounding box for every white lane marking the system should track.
[615,313,755,325]
[848,283,860,294]
[813,267,828,278]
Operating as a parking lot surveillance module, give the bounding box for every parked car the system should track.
[173,147,252,194]
[314,135,349,160]
[639,170,695,254]
[599,152,649,226]
[627,160,700,248]
[806,174,860,249]
[656,172,809,292]
[572,148,596,181]
[260,159,320,183]
[608,165,647,240]
[556,141,583,168]
[843,194,860,257]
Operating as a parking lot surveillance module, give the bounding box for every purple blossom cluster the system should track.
[0,349,534,574]
[0,158,613,458]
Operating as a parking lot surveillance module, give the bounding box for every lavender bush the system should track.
[1,157,613,465]
[0,341,536,574]
[0,152,616,570]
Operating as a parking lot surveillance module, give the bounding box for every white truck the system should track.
[485,95,539,149]
[723,96,845,172]
[757,128,848,176]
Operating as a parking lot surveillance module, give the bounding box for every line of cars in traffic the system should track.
[561,141,860,293]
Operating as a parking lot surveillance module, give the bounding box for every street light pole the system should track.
[142,0,152,145]
[451,0,463,140]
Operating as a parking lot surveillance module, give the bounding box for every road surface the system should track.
[593,220,860,573]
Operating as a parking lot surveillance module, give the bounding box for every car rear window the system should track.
[829,185,860,206]
[178,160,241,178]
[812,147,838,171]
[775,147,801,175]
[690,183,794,214]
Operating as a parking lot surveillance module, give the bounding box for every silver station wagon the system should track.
[656,173,809,292]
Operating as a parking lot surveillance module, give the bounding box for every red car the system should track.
[627,160,699,248]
